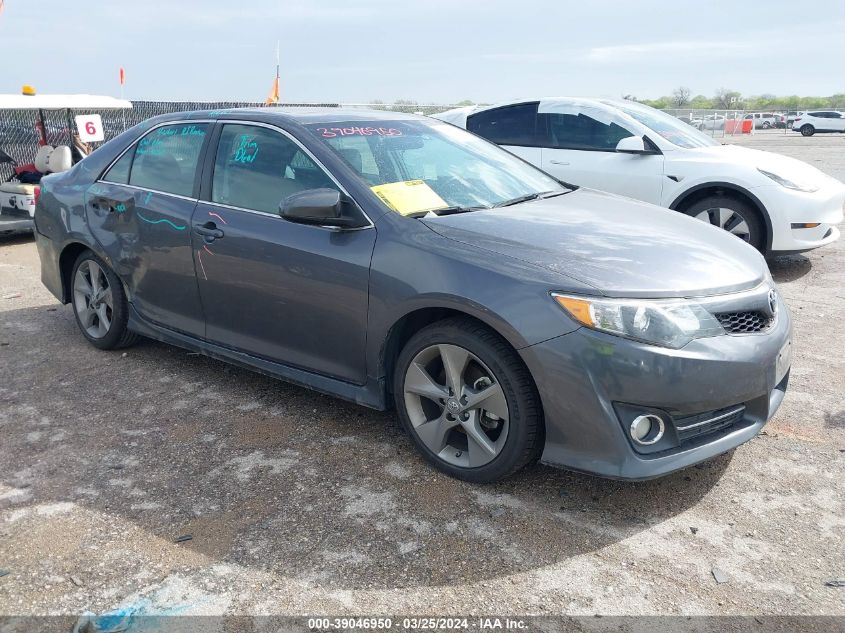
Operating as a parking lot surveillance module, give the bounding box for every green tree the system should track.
[689,94,713,109]
[829,94,845,108]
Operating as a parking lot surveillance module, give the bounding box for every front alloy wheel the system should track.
[394,317,542,482]
[692,207,753,242]
[403,343,509,468]
[681,194,765,252]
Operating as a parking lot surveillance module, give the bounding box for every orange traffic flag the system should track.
[265,75,280,105]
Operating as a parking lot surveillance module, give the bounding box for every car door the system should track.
[809,112,836,131]
[89,121,210,337]
[191,122,376,384]
[466,103,543,167]
[537,110,665,204]
[831,112,845,132]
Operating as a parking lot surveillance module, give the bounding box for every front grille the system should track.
[715,310,773,334]
[674,405,746,443]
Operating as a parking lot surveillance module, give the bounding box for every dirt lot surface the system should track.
[0,132,843,624]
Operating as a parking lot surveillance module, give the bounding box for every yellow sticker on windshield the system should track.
[370,180,447,216]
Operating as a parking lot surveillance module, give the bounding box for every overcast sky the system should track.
[1,0,842,104]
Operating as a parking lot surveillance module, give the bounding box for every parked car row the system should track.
[674,109,845,134]
[30,101,842,483]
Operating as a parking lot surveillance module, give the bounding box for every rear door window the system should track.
[466,103,541,146]
[211,124,336,214]
[128,123,208,197]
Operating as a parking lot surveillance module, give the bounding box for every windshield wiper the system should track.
[493,190,566,208]
[433,205,489,216]
[404,205,489,218]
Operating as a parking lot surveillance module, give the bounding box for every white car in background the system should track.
[743,112,780,129]
[791,111,845,136]
[433,98,844,255]
[697,114,726,131]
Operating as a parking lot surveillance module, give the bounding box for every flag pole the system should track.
[275,40,280,105]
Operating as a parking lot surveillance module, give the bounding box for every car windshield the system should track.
[608,102,720,149]
[305,119,569,216]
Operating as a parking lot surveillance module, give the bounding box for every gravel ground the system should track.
[0,133,843,624]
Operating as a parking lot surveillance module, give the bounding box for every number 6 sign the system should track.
[75,114,105,142]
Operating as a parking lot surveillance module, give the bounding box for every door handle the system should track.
[194,222,224,240]
[549,160,570,166]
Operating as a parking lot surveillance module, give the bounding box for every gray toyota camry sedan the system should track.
[34,108,792,482]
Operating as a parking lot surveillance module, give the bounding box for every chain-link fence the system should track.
[0,100,465,181]
[0,101,327,180]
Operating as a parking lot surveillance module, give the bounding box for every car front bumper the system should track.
[754,181,845,253]
[519,295,792,480]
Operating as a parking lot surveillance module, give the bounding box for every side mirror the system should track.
[279,188,364,228]
[615,136,650,154]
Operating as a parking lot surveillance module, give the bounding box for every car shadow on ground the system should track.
[767,253,812,283]
[0,304,731,591]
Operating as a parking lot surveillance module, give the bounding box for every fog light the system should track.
[630,414,665,445]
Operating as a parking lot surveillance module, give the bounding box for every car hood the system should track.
[422,189,767,298]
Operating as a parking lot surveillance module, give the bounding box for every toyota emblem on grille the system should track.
[768,288,778,315]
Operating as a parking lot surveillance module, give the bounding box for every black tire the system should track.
[393,317,543,483]
[70,250,139,350]
[680,194,766,252]
[762,121,771,129]
[800,124,815,137]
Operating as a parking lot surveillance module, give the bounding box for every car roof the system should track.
[432,97,629,126]
[434,97,642,119]
[154,107,425,125]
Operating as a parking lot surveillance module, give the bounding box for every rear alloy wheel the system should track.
[800,124,815,137]
[71,250,138,350]
[681,194,765,252]
[394,318,542,483]
[762,121,771,129]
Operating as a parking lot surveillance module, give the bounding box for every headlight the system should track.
[758,168,818,193]
[552,293,724,349]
